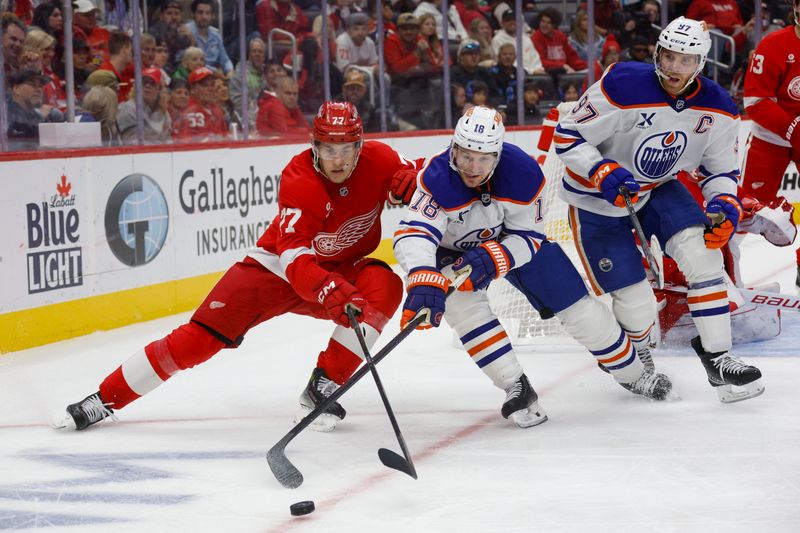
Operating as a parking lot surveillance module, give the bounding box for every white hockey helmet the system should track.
[654,17,711,88]
[449,105,505,183]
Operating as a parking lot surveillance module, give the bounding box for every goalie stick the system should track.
[620,186,665,289]
[267,266,472,489]
[346,306,417,480]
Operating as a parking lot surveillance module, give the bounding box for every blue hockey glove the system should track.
[590,159,640,207]
[401,267,450,329]
[452,240,515,291]
[704,194,743,249]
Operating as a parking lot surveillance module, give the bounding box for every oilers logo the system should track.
[454,225,502,250]
[634,131,687,179]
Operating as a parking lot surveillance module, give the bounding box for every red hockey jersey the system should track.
[174,99,229,141]
[744,26,800,148]
[251,140,417,302]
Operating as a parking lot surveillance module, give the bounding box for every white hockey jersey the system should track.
[555,62,740,217]
[393,143,546,272]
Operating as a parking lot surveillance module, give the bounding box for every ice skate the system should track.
[619,367,673,401]
[691,336,764,403]
[53,391,117,430]
[597,347,654,374]
[295,367,347,432]
[501,374,548,428]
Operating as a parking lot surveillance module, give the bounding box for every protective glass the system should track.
[316,142,359,160]
[655,48,700,75]
[453,145,497,177]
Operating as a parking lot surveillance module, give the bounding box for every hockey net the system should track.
[488,103,584,346]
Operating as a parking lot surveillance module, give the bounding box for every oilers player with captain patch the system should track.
[554,17,764,403]
[393,106,674,428]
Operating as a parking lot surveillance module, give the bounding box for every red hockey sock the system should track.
[316,339,363,385]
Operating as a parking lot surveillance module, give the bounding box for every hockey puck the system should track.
[289,500,315,516]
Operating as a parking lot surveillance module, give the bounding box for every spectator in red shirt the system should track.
[256,0,310,41]
[174,66,229,141]
[532,8,588,76]
[96,31,134,103]
[72,0,110,52]
[256,76,309,136]
[686,0,754,51]
[384,13,435,81]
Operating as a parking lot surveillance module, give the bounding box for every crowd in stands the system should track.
[1,0,794,149]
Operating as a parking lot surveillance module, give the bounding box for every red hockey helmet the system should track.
[312,101,363,144]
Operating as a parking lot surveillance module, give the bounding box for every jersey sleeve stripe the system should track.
[504,227,547,242]
[392,232,439,249]
[279,246,314,272]
[398,219,444,240]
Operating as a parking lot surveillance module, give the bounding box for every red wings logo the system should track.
[313,204,380,256]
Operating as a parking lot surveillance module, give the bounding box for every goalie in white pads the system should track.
[393,106,674,429]
[554,17,764,403]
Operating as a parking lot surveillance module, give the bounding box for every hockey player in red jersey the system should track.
[740,0,800,283]
[56,101,421,432]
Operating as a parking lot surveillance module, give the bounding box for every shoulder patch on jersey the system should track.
[689,77,740,118]
[601,62,667,108]
[420,150,475,210]
[491,143,544,203]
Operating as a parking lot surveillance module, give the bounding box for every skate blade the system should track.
[716,380,765,404]
[294,405,339,432]
[510,402,549,429]
[51,414,76,430]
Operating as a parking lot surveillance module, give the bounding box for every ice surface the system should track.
[1,235,799,532]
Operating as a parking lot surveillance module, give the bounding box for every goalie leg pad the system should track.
[667,227,731,353]
[445,290,523,391]
[558,294,643,383]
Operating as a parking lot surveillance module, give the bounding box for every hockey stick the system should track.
[267,312,427,489]
[620,186,665,289]
[346,306,417,480]
[267,266,472,489]
[662,283,800,313]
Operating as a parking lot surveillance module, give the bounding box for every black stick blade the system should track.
[378,448,418,479]
[267,447,304,489]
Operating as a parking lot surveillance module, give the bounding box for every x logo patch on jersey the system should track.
[637,112,655,128]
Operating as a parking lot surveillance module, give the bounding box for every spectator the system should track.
[291,27,344,113]
[450,82,467,121]
[172,46,205,81]
[569,9,605,62]
[174,66,228,141]
[259,59,288,105]
[384,13,435,81]
[168,77,190,122]
[468,17,497,68]
[489,42,518,104]
[505,80,541,125]
[456,0,488,31]
[140,33,157,68]
[30,3,63,50]
[256,0,310,42]
[229,36,267,127]
[621,35,652,63]
[72,0,110,50]
[148,0,193,68]
[532,8,588,77]
[466,79,490,107]
[492,9,544,75]
[592,0,624,37]
[335,13,379,74]
[55,39,92,101]
[418,13,447,71]
[79,86,121,144]
[451,39,500,105]
[7,70,61,147]
[215,77,239,130]
[335,68,387,132]
[686,0,754,52]
[312,0,364,38]
[96,31,134,102]
[600,35,621,69]
[153,40,172,73]
[256,76,309,136]
[561,81,580,102]
[86,32,109,71]
[186,0,233,76]
[23,29,64,110]
[86,68,120,93]
[117,67,172,143]
[3,15,27,77]
[414,0,468,42]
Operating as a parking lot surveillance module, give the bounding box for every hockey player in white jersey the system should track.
[393,106,673,428]
[554,17,764,403]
